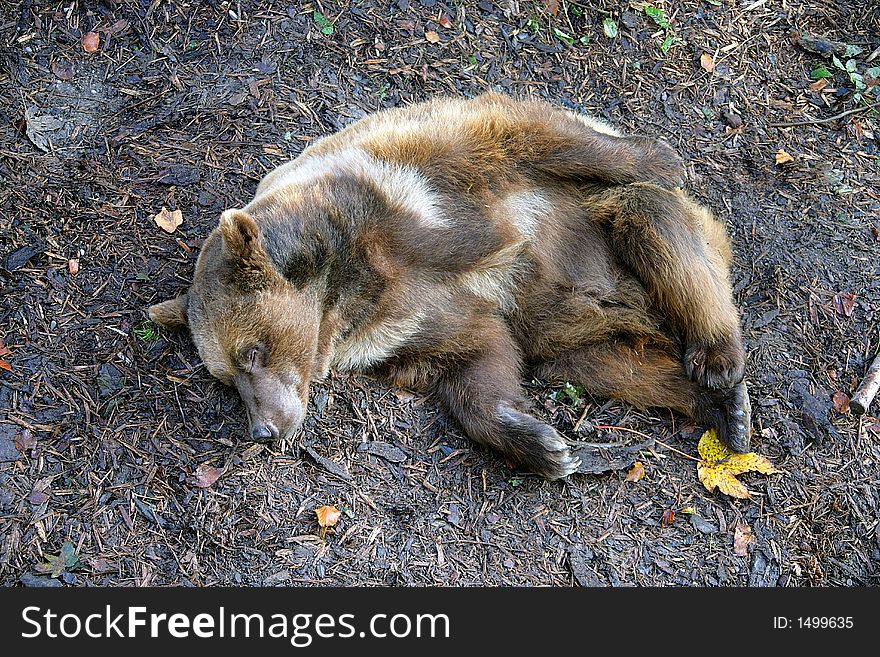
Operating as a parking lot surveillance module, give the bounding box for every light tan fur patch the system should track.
[330,311,426,371]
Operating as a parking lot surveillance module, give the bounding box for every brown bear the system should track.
[149,92,750,480]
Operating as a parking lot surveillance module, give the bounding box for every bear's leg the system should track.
[595,183,745,390]
[533,339,751,453]
[428,323,581,480]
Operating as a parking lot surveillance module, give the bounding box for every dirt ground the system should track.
[1,0,879,587]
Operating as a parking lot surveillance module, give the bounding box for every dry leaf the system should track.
[68,258,79,276]
[193,464,222,488]
[733,521,756,556]
[100,19,130,36]
[661,508,675,526]
[700,53,715,72]
[82,31,100,53]
[542,0,559,15]
[439,14,453,29]
[51,60,75,81]
[0,360,12,372]
[833,292,855,317]
[775,149,794,165]
[809,78,828,92]
[14,430,36,451]
[425,30,441,44]
[28,490,49,505]
[678,506,696,515]
[625,461,645,482]
[315,505,342,528]
[154,207,183,233]
[831,391,850,413]
[87,557,116,573]
[697,429,781,499]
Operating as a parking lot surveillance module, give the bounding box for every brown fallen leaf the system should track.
[87,557,117,573]
[14,430,36,451]
[439,14,453,29]
[154,207,183,233]
[775,149,794,165]
[0,360,12,372]
[700,53,715,72]
[733,521,756,556]
[661,508,675,527]
[625,461,645,482]
[425,30,440,44]
[68,258,79,276]
[82,31,100,53]
[315,505,342,528]
[193,464,222,488]
[833,292,855,317]
[99,19,129,36]
[542,0,560,15]
[51,60,75,81]
[831,391,850,413]
[28,490,49,505]
[809,78,828,92]
[697,429,781,499]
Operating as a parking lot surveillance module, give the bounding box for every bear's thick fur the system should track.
[149,93,749,479]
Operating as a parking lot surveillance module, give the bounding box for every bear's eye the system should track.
[241,343,266,373]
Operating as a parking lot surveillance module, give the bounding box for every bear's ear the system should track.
[148,293,189,330]
[220,209,260,261]
[219,209,277,290]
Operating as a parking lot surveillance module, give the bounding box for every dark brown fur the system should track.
[149,93,750,480]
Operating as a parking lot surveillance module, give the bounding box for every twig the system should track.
[851,351,880,415]
[767,102,880,128]
[593,424,702,462]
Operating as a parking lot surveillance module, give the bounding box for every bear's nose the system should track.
[250,422,274,441]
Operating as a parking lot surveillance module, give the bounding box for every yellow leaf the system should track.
[82,31,100,53]
[315,505,341,528]
[700,53,715,72]
[696,429,781,499]
[425,30,440,44]
[154,207,183,233]
[625,461,645,482]
[775,149,794,165]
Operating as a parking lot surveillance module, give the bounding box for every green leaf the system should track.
[645,6,669,29]
[866,66,880,79]
[553,27,574,46]
[832,55,845,71]
[660,34,674,54]
[603,17,618,39]
[312,11,334,36]
[846,58,857,73]
[844,44,863,58]
[61,541,78,569]
[563,382,584,404]
[810,66,833,79]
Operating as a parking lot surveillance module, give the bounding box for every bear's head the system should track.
[148,208,324,442]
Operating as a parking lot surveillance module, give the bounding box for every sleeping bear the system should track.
[149,92,750,480]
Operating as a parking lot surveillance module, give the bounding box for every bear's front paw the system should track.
[685,333,745,390]
[496,406,580,480]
